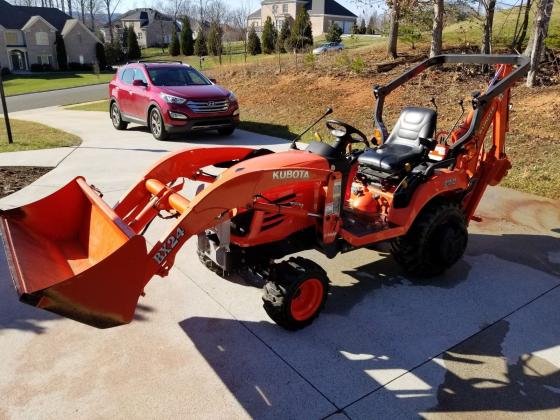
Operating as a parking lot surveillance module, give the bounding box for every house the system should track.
[247,0,357,38]
[101,8,177,49]
[0,0,100,71]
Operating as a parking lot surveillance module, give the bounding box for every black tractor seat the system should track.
[359,107,437,175]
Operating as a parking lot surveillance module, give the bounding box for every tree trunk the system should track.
[430,0,444,57]
[107,4,113,43]
[481,0,496,55]
[527,0,555,87]
[387,1,400,59]
[81,1,86,24]
[515,0,533,51]
[67,0,72,17]
[89,0,95,31]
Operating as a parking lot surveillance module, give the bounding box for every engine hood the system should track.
[161,84,230,100]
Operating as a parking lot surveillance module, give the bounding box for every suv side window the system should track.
[121,68,134,84]
[133,69,147,84]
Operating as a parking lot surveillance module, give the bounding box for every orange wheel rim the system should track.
[290,278,324,321]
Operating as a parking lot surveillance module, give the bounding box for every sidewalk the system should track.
[0,106,559,419]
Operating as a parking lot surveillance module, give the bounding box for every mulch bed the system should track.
[0,167,52,199]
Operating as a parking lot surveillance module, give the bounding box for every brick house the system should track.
[248,0,357,38]
[100,8,178,49]
[0,0,100,71]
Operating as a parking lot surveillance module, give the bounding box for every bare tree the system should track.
[229,1,251,62]
[75,0,86,23]
[480,0,496,54]
[102,0,121,42]
[526,0,554,86]
[387,0,400,58]
[429,0,443,57]
[86,0,101,31]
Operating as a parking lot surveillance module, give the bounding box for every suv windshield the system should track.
[147,66,211,87]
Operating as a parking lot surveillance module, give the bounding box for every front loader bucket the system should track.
[0,177,148,328]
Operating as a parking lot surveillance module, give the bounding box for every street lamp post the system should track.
[0,67,13,144]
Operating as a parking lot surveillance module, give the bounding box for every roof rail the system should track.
[127,60,184,65]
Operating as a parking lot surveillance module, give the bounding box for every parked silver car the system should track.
[312,42,344,55]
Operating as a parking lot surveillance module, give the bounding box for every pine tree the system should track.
[359,18,366,34]
[247,24,261,55]
[325,23,342,43]
[288,7,313,52]
[169,30,180,56]
[95,42,107,69]
[207,21,223,56]
[180,17,194,56]
[55,31,67,70]
[127,26,141,60]
[278,16,293,53]
[367,16,376,35]
[122,25,129,50]
[352,23,360,34]
[194,30,208,56]
[261,16,277,54]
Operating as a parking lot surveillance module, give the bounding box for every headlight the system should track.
[228,92,237,103]
[160,92,186,104]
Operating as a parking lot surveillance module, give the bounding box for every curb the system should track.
[6,80,111,98]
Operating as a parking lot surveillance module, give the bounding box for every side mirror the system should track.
[209,78,217,84]
[132,79,147,87]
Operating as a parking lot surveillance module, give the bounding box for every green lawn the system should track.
[0,119,81,152]
[3,72,115,96]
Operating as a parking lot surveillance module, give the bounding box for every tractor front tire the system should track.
[391,202,468,278]
[263,257,329,330]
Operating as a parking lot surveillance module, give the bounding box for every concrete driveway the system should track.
[1,107,559,419]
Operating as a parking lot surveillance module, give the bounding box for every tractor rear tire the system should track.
[391,202,468,278]
[262,257,329,330]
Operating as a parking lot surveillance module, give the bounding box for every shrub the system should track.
[350,57,365,74]
[68,62,93,71]
[169,30,180,56]
[30,63,53,72]
[247,25,261,55]
[127,26,141,60]
[105,40,125,65]
[181,17,194,56]
[325,23,342,43]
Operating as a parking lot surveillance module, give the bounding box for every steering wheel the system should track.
[326,120,370,148]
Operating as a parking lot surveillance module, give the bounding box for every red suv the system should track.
[109,61,239,140]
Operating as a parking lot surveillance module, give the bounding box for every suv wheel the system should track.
[150,108,168,140]
[111,102,128,130]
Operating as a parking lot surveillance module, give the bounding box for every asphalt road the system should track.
[2,83,108,112]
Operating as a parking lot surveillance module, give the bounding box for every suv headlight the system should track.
[228,92,237,103]
[160,93,186,104]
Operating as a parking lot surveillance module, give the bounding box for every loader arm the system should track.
[0,147,337,328]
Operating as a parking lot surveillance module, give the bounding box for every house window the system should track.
[5,31,18,45]
[37,55,53,65]
[35,32,49,45]
[282,3,288,13]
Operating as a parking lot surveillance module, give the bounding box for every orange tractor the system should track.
[0,55,529,330]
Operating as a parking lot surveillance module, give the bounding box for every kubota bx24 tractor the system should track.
[0,55,529,330]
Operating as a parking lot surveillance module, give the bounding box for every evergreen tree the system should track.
[180,17,194,56]
[207,21,223,56]
[55,31,67,70]
[278,16,293,53]
[122,25,129,49]
[261,16,277,54]
[247,24,261,55]
[95,42,107,69]
[127,26,141,60]
[194,30,208,56]
[352,22,360,34]
[169,30,180,56]
[288,7,313,52]
[325,23,342,43]
[359,18,366,34]
[367,16,376,34]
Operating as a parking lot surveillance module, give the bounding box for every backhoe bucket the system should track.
[0,177,148,328]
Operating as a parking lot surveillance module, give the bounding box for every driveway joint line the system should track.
[336,278,560,412]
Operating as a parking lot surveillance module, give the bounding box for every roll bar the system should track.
[372,54,530,154]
